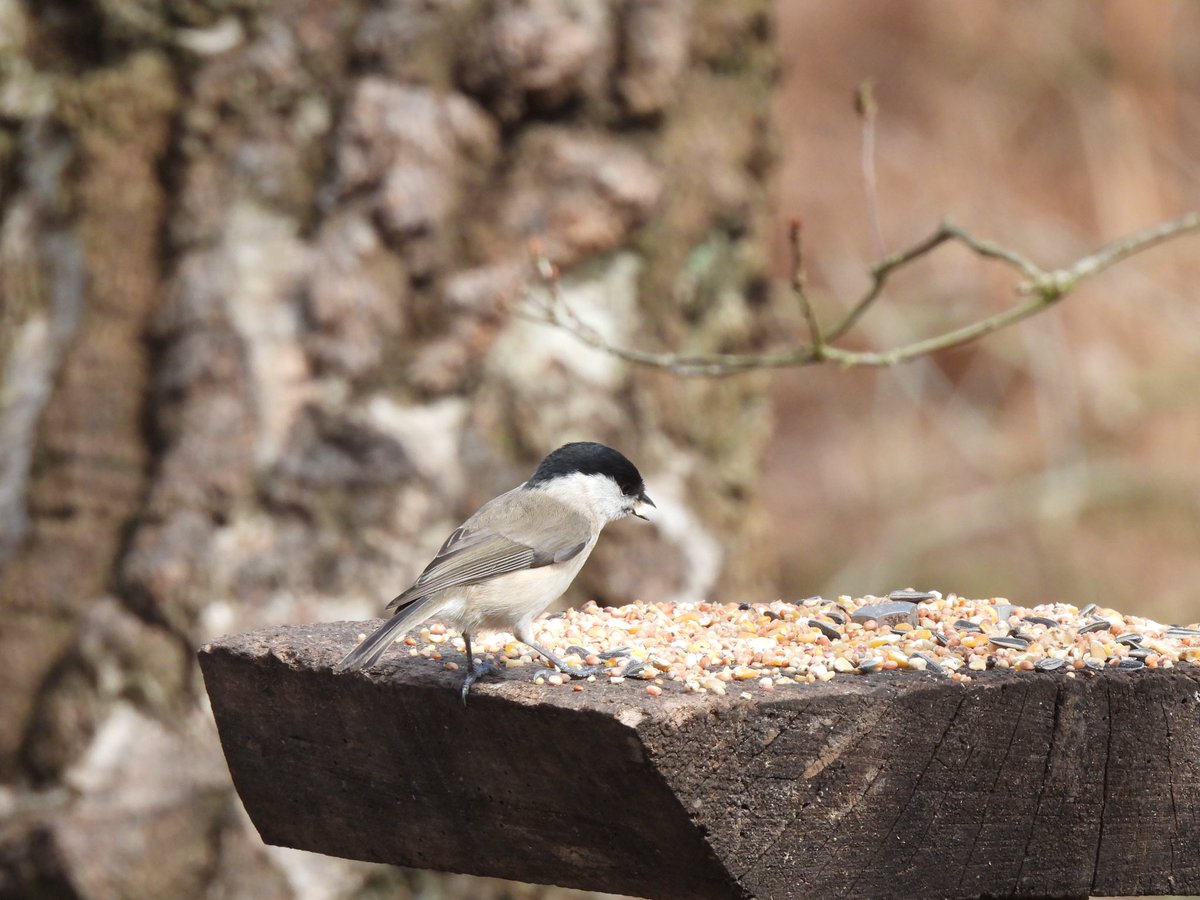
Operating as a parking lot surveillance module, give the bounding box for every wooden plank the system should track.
[199,622,1200,900]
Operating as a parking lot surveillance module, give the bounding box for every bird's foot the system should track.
[520,638,633,684]
[460,659,497,704]
[537,644,635,681]
[531,663,606,681]
[566,645,630,661]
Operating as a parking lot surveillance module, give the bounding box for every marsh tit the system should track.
[334,441,654,699]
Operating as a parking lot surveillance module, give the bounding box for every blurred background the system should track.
[1,0,1197,897]
[768,1,1200,626]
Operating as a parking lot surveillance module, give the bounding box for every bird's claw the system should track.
[459,660,497,705]
[531,663,605,681]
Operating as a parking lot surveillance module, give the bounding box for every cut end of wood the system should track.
[200,621,1200,900]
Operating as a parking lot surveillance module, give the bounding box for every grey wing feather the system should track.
[533,541,587,567]
[385,488,592,613]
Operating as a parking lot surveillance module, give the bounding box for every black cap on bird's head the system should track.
[527,441,655,518]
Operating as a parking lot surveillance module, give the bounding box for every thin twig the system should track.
[825,218,1040,343]
[789,217,823,355]
[855,81,886,259]
[1019,210,1200,298]
[526,212,1200,378]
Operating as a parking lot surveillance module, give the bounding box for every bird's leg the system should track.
[517,626,615,681]
[458,631,496,704]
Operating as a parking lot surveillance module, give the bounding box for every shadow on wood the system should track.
[198,622,1200,900]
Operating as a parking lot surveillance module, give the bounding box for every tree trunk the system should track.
[0,0,777,896]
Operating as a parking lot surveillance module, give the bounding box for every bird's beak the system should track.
[632,491,655,520]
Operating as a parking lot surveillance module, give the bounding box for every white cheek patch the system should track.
[536,472,629,524]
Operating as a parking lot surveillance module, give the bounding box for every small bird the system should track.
[334,441,654,700]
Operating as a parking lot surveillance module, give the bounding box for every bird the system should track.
[334,441,654,700]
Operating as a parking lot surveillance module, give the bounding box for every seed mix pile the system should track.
[379,591,1200,696]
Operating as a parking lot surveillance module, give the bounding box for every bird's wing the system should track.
[385,489,592,613]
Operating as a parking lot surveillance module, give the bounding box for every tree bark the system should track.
[0,1,777,896]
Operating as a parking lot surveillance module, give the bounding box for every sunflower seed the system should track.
[1024,616,1059,627]
[1034,657,1067,672]
[1166,626,1200,639]
[911,652,946,675]
[1079,603,1098,617]
[1115,633,1144,647]
[888,589,937,603]
[954,619,983,633]
[857,657,884,674]
[989,635,1030,650]
[809,619,841,641]
[852,601,918,628]
[1078,620,1112,635]
[933,630,949,647]
[620,660,645,678]
[1115,658,1145,670]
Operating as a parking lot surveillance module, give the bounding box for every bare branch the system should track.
[789,217,823,355]
[1019,210,1200,299]
[854,80,886,259]
[525,212,1200,378]
[825,218,1041,343]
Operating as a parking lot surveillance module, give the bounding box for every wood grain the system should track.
[200,622,1200,899]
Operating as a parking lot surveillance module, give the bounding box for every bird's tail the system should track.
[333,597,437,673]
